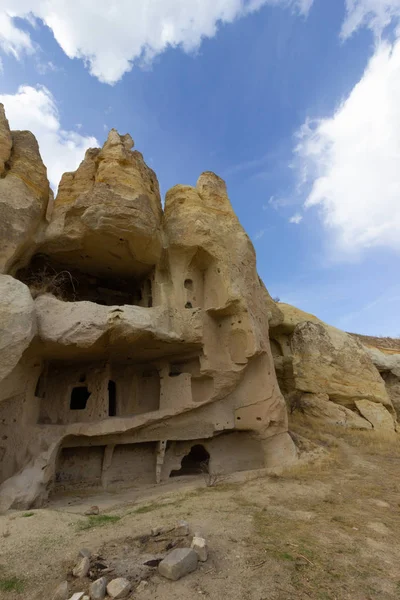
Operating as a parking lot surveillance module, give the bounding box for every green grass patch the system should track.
[22,512,35,518]
[0,577,24,593]
[76,514,121,531]
[278,551,296,561]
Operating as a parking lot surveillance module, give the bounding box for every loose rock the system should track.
[174,520,190,536]
[73,556,90,578]
[158,547,198,581]
[79,548,92,559]
[89,577,107,600]
[52,580,69,600]
[84,505,100,516]
[191,536,208,562]
[106,577,131,599]
[68,594,85,600]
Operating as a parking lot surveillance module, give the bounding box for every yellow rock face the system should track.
[41,129,162,278]
[0,104,50,273]
[270,303,394,426]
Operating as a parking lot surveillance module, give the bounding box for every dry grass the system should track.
[350,332,400,352]
[25,267,77,300]
[2,421,400,599]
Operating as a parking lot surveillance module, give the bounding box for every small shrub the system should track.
[200,462,228,487]
[22,512,34,518]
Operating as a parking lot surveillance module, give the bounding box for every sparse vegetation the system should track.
[0,577,24,593]
[23,265,77,301]
[76,514,121,531]
[22,512,35,518]
[200,462,228,487]
[132,503,164,514]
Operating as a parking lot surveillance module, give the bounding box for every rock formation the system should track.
[0,105,294,510]
[270,303,397,432]
[0,103,398,511]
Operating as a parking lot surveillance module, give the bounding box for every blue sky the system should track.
[1,0,400,335]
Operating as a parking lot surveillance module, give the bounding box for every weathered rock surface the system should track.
[355,399,396,432]
[363,346,400,419]
[106,577,131,599]
[158,547,198,580]
[270,303,395,430]
[0,275,37,382]
[0,104,50,272]
[297,393,372,429]
[291,321,390,407]
[39,129,162,279]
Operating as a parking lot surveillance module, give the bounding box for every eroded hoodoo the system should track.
[0,107,295,510]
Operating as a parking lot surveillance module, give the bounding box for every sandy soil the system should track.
[1,422,400,600]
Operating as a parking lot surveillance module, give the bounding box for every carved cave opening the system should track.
[16,254,154,307]
[70,386,91,410]
[170,444,210,477]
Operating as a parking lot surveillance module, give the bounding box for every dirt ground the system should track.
[1,421,400,600]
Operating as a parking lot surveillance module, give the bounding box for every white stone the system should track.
[191,536,208,561]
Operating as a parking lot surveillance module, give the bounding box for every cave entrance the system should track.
[108,380,117,416]
[16,254,154,307]
[170,444,210,477]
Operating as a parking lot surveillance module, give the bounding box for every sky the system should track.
[0,0,400,336]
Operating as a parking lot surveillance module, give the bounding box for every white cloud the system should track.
[0,85,97,189]
[295,40,400,255]
[0,0,312,84]
[341,0,400,39]
[289,213,303,224]
[0,13,33,58]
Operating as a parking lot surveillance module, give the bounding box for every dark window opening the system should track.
[185,302,193,309]
[79,373,86,383]
[169,365,182,377]
[170,444,210,477]
[70,386,91,410]
[184,279,193,290]
[108,380,117,416]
